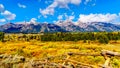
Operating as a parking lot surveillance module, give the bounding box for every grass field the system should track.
[0,40,120,68]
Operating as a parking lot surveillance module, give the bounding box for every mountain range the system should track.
[0,20,120,33]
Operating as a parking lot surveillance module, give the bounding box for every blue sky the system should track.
[0,0,120,25]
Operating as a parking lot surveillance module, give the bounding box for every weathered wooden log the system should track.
[67,50,120,57]
[101,50,120,56]
[102,58,113,68]
[63,55,70,65]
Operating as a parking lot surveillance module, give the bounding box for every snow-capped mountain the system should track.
[0,21,120,33]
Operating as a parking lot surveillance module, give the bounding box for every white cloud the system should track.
[16,18,37,24]
[84,0,96,6]
[58,15,63,20]
[40,1,57,16]
[40,0,81,16]
[18,3,26,8]
[64,13,75,20]
[30,18,37,22]
[55,0,81,8]
[0,4,4,12]
[1,10,16,20]
[70,0,82,5]
[0,4,16,22]
[30,18,37,24]
[78,13,119,23]
[68,16,75,20]
[40,7,55,16]
[0,19,6,22]
[57,13,75,21]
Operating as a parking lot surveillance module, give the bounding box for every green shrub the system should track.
[98,34,109,44]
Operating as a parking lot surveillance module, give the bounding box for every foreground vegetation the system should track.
[1,41,120,68]
[0,32,120,68]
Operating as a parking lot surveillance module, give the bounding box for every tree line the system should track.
[1,32,120,44]
[41,32,120,44]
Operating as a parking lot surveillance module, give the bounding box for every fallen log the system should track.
[67,50,120,57]
[101,50,120,56]
[102,58,113,68]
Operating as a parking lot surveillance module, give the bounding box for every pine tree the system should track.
[0,32,4,42]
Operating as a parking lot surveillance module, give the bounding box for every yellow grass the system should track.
[0,40,120,67]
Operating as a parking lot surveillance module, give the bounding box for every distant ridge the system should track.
[0,21,120,33]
